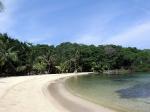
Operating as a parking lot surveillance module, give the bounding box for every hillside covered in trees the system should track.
[0,33,150,77]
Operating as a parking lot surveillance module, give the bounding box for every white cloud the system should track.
[73,34,103,45]
[25,32,54,44]
[103,21,150,48]
[73,12,121,45]
[73,20,150,49]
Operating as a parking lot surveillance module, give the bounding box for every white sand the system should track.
[0,73,117,112]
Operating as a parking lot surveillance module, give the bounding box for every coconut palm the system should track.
[70,49,80,73]
[32,56,47,74]
[40,50,56,73]
[56,61,70,73]
[0,40,18,73]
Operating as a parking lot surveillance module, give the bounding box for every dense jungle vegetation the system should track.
[0,33,150,76]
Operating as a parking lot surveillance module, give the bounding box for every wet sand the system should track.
[0,73,117,112]
[48,79,117,112]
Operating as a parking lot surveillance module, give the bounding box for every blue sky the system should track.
[0,0,150,49]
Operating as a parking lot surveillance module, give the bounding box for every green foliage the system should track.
[0,33,150,76]
[0,1,4,12]
[56,61,70,73]
[0,38,18,74]
[33,56,47,74]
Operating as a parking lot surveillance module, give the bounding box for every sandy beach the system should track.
[0,73,117,112]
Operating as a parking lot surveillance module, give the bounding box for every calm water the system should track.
[65,73,150,112]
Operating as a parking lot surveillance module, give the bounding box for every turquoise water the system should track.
[65,73,150,112]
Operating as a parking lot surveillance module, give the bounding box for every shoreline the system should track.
[47,74,117,112]
[0,72,116,112]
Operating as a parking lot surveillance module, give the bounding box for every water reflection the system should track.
[66,73,150,112]
[116,82,150,98]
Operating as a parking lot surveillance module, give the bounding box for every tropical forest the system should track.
[0,33,150,77]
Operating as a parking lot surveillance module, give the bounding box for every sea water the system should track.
[65,73,150,112]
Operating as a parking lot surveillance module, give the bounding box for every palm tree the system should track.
[56,61,70,73]
[0,40,18,74]
[71,49,80,72]
[0,1,4,12]
[41,50,56,73]
[33,56,47,74]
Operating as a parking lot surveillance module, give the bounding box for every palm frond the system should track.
[8,52,18,62]
[0,1,4,12]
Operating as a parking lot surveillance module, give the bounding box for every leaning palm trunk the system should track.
[48,64,51,73]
